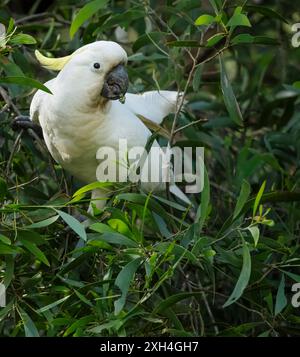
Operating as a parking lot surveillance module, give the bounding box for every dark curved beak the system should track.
[101,64,129,100]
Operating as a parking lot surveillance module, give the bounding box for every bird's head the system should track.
[35,41,129,106]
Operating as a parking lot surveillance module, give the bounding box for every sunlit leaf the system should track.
[227,7,251,28]
[70,0,109,39]
[194,14,215,26]
[253,180,266,217]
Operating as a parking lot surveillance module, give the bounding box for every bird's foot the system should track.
[12,115,44,139]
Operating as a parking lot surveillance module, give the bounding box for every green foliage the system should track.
[0,0,300,337]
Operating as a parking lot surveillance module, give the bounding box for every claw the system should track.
[12,116,44,139]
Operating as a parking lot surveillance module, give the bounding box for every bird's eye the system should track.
[93,62,100,69]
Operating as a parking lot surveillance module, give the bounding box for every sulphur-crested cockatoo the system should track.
[28,41,189,210]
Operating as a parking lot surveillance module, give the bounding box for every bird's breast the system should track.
[40,101,151,183]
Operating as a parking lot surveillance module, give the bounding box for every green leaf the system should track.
[108,219,132,237]
[56,210,87,241]
[89,222,115,234]
[227,7,251,28]
[245,5,289,24]
[36,295,70,313]
[21,240,50,266]
[233,180,251,219]
[252,36,279,46]
[63,315,94,337]
[0,76,52,94]
[192,64,203,91]
[73,181,113,197]
[231,33,254,45]
[7,18,15,34]
[247,226,260,247]
[25,215,59,229]
[275,274,287,315]
[220,56,243,126]
[114,257,143,315]
[293,81,300,90]
[19,308,39,337]
[153,292,203,314]
[0,242,19,255]
[88,320,123,334]
[206,33,226,47]
[88,232,138,248]
[223,239,251,307]
[3,255,14,288]
[73,289,93,307]
[116,193,171,223]
[70,0,109,39]
[232,35,279,46]
[253,180,266,217]
[0,234,11,245]
[10,33,36,45]
[282,271,300,283]
[194,14,215,26]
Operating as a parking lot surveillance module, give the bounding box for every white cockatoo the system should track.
[29,41,189,210]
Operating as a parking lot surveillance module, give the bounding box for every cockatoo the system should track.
[25,41,189,210]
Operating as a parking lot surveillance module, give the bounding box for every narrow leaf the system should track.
[206,33,226,47]
[223,239,251,307]
[114,257,143,315]
[88,232,138,248]
[233,180,251,219]
[26,215,59,229]
[36,295,70,314]
[73,181,112,197]
[245,5,289,24]
[0,76,52,94]
[253,180,266,217]
[70,0,109,39]
[21,240,50,266]
[220,56,243,126]
[19,308,39,337]
[56,210,87,241]
[231,34,254,45]
[275,274,287,315]
[247,226,260,247]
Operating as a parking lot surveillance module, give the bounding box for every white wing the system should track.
[30,79,55,123]
[124,90,181,124]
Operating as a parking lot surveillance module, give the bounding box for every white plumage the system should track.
[30,41,189,209]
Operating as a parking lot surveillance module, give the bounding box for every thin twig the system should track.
[174,118,208,134]
[8,176,39,190]
[5,130,23,177]
[15,12,71,25]
[197,273,219,335]
[0,87,21,115]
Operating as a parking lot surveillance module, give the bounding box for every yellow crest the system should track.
[35,50,75,71]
